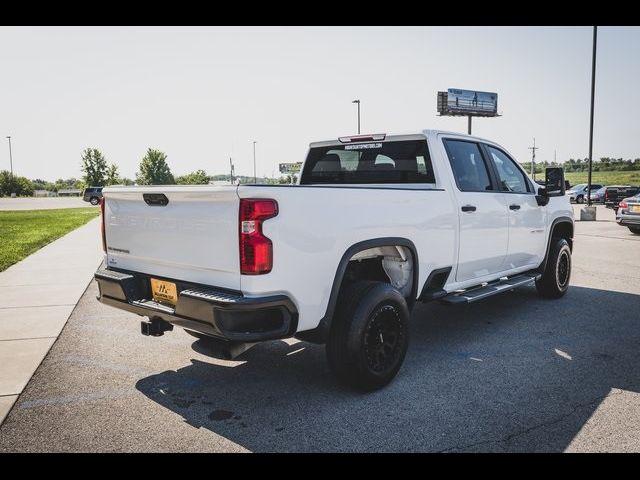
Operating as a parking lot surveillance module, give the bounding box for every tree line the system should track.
[520,157,640,174]
[4,148,640,197]
[1,146,299,196]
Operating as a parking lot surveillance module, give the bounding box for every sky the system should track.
[1,26,639,181]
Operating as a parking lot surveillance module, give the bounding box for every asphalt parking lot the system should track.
[1,205,639,452]
[0,197,89,211]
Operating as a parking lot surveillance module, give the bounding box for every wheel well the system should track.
[295,239,418,344]
[552,221,573,251]
[342,246,414,300]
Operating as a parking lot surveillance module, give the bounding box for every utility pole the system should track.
[528,138,538,180]
[229,157,235,184]
[467,116,472,135]
[6,136,13,178]
[586,26,598,208]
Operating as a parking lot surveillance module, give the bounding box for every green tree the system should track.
[278,174,298,184]
[175,169,209,185]
[0,171,34,197]
[81,148,108,186]
[105,164,121,186]
[31,179,48,191]
[136,149,175,185]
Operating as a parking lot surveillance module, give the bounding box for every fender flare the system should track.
[296,237,419,343]
[537,216,574,273]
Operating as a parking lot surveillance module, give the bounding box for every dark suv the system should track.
[82,187,103,205]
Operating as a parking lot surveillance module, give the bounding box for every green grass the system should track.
[0,207,99,272]
[564,170,640,186]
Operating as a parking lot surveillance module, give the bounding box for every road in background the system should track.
[0,210,639,452]
[0,198,89,211]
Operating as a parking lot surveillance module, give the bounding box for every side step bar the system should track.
[441,273,540,305]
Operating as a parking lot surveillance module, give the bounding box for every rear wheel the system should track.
[536,238,571,298]
[326,281,410,392]
[90,197,99,205]
[628,226,640,235]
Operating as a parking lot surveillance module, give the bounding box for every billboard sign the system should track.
[279,162,303,174]
[446,88,497,114]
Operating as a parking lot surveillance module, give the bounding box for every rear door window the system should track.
[443,139,493,192]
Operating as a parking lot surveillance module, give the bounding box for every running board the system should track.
[441,274,540,305]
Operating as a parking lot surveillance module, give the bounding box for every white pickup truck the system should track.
[95,130,573,391]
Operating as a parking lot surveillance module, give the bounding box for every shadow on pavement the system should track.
[136,285,640,452]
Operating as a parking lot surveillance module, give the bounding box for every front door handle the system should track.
[461,205,477,212]
[509,204,521,211]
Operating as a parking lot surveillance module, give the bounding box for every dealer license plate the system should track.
[150,278,178,305]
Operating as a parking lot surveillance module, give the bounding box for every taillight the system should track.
[604,191,608,201]
[239,199,278,274]
[619,200,628,209]
[100,197,107,253]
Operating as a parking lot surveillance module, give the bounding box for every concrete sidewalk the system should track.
[0,218,102,424]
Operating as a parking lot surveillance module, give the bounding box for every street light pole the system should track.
[6,136,13,178]
[528,138,538,180]
[253,141,257,184]
[587,26,598,207]
[352,99,360,134]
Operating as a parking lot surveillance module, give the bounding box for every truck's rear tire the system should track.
[628,226,640,234]
[536,238,571,299]
[326,281,409,392]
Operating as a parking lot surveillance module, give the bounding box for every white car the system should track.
[95,130,573,391]
[567,183,603,204]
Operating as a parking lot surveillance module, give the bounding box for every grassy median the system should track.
[0,207,99,272]
[564,171,640,186]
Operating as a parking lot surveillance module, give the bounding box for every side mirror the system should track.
[544,167,566,197]
[535,187,550,206]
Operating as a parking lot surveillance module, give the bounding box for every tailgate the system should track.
[103,186,240,291]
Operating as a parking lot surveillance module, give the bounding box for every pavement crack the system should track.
[435,389,628,453]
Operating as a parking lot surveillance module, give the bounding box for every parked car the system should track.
[567,183,603,204]
[94,130,573,391]
[82,187,104,205]
[616,193,640,234]
[604,185,640,213]
[589,186,607,204]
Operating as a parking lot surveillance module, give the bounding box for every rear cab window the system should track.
[300,137,435,185]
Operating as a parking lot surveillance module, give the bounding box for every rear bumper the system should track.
[94,267,298,342]
[616,212,640,226]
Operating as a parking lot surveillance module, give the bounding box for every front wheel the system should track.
[629,226,640,235]
[536,238,571,298]
[326,281,410,392]
[576,195,584,204]
[90,197,99,205]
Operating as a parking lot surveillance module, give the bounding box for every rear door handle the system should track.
[509,204,521,210]
[461,205,477,212]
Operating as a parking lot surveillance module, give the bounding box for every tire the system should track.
[90,197,99,205]
[628,226,640,235]
[576,195,584,204]
[536,238,571,299]
[326,281,410,392]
